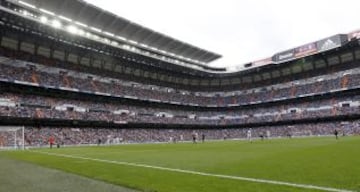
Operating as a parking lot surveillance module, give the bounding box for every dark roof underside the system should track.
[19,0,222,64]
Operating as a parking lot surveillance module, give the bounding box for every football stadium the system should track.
[0,0,360,192]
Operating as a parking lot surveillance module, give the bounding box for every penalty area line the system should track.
[32,151,354,192]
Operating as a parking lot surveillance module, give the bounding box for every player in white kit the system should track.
[247,128,252,142]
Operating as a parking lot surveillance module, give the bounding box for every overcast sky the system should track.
[85,0,360,69]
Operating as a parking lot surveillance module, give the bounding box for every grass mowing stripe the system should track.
[0,155,138,192]
[32,150,354,192]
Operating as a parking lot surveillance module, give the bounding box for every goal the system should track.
[0,126,25,150]
[292,130,313,137]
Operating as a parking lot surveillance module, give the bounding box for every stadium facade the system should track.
[1,0,360,146]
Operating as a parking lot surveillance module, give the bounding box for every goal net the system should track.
[0,126,24,150]
[292,130,313,137]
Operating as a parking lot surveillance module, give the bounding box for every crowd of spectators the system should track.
[1,121,359,148]
[2,41,360,149]
[1,93,360,126]
[1,53,360,107]
[2,43,360,149]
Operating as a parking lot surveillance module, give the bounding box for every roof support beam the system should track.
[138,32,155,44]
[127,28,144,39]
[104,18,118,32]
[58,0,69,14]
[92,11,105,27]
[74,3,88,21]
[117,22,132,36]
[188,49,204,59]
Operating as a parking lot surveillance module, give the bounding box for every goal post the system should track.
[0,126,25,150]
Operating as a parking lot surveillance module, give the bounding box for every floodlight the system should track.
[19,1,36,9]
[51,20,62,28]
[75,21,87,28]
[40,16,48,23]
[129,40,138,44]
[103,38,110,43]
[22,10,28,16]
[59,15,72,22]
[39,8,55,16]
[92,35,100,40]
[111,41,119,46]
[104,31,114,37]
[116,36,126,41]
[66,25,78,34]
[77,29,85,36]
[90,27,101,32]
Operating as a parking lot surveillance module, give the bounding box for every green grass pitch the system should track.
[2,136,360,192]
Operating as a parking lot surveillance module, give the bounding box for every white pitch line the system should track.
[32,151,354,192]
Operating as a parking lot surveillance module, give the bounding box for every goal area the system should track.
[0,126,25,150]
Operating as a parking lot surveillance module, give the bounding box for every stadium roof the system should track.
[15,0,222,64]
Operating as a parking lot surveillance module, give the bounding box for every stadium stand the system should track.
[1,0,360,147]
